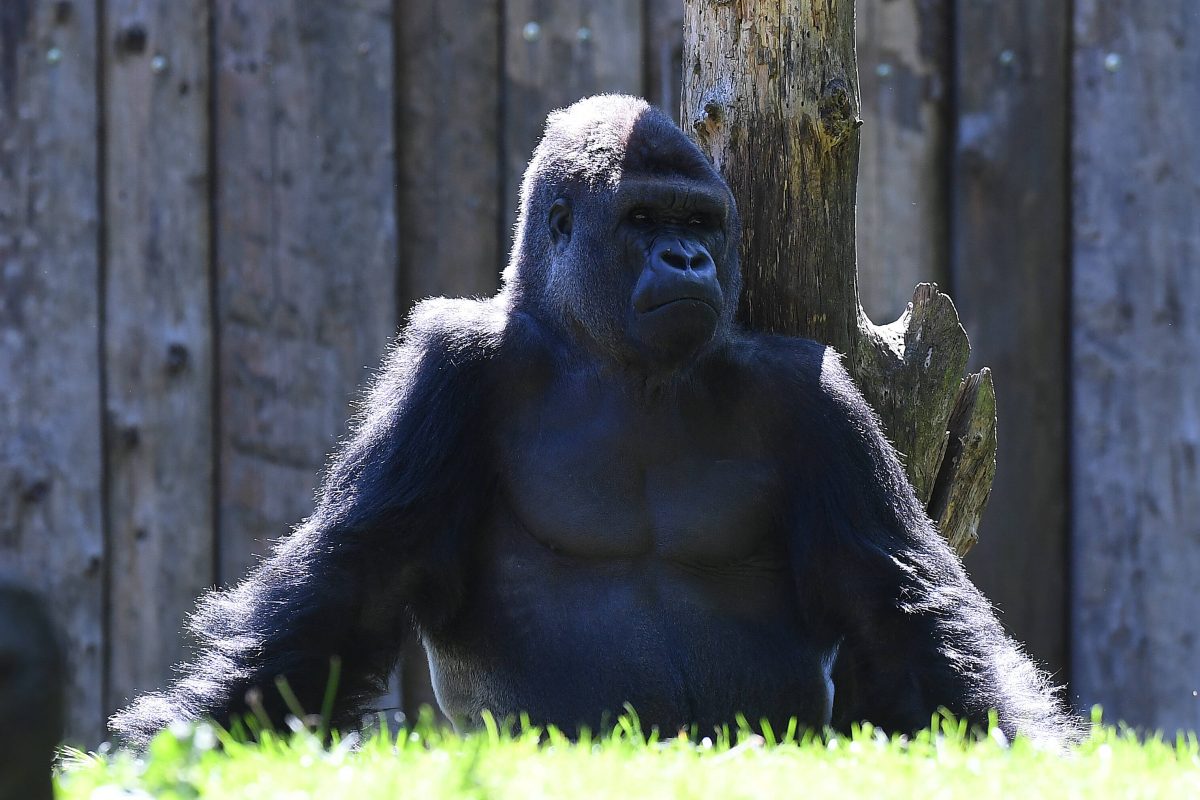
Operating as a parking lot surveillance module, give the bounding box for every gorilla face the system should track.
[505,96,742,374]
[547,176,732,368]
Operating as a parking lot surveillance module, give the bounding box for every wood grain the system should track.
[644,0,685,122]
[213,0,398,587]
[855,0,950,325]
[952,0,1070,680]
[929,369,998,556]
[1071,0,1200,733]
[396,0,503,309]
[503,0,643,249]
[683,0,862,357]
[0,0,106,744]
[101,0,215,721]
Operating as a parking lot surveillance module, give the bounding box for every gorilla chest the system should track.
[499,382,782,563]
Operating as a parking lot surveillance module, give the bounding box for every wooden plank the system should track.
[396,0,502,309]
[643,0,684,122]
[0,0,106,744]
[855,0,950,325]
[214,0,398,587]
[951,0,1069,679]
[503,0,644,243]
[1071,1,1200,734]
[394,0,503,719]
[101,0,214,718]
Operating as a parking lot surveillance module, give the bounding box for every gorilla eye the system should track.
[688,216,706,227]
[629,208,651,224]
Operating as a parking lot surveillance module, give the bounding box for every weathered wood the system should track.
[102,0,215,720]
[683,2,861,359]
[394,0,504,719]
[859,284,973,505]
[396,0,503,308]
[1071,0,1200,734]
[213,0,398,585]
[854,0,950,325]
[951,0,1069,679]
[503,0,643,246]
[0,0,106,744]
[644,0,685,122]
[928,369,997,556]
[0,586,63,800]
[682,0,994,555]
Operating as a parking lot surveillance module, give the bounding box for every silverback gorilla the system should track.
[112,95,1074,748]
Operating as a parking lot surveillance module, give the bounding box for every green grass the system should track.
[58,711,1200,800]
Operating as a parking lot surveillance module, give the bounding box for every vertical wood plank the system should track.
[952,0,1069,679]
[855,0,950,325]
[0,0,106,744]
[394,0,503,719]
[1071,1,1200,733]
[643,0,684,122]
[396,0,502,308]
[101,0,214,716]
[503,0,644,243]
[214,0,398,586]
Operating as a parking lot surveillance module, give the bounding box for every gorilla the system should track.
[112,95,1074,748]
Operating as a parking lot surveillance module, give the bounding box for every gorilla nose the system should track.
[655,240,714,274]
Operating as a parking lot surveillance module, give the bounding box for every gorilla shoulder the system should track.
[400,296,508,356]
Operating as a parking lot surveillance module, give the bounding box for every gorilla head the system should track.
[503,95,743,370]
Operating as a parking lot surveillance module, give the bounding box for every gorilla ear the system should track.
[548,198,573,251]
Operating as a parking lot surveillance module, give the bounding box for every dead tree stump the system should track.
[682,0,996,555]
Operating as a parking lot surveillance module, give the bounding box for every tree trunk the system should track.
[682,0,995,555]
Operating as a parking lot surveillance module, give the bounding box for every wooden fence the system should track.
[2,0,1196,743]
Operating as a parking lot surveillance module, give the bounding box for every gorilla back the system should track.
[111,95,1076,748]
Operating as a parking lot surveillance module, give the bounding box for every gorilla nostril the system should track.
[660,248,689,270]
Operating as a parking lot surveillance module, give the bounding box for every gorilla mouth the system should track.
[640,297,719,315]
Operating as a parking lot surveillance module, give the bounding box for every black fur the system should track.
[111,95,1076,748]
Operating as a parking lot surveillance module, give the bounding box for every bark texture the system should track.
[682,0,995,555]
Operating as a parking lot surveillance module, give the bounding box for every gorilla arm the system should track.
[110,299,500,748]
[782,347,1074,745]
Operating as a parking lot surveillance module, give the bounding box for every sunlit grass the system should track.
[58,709,1200,799]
